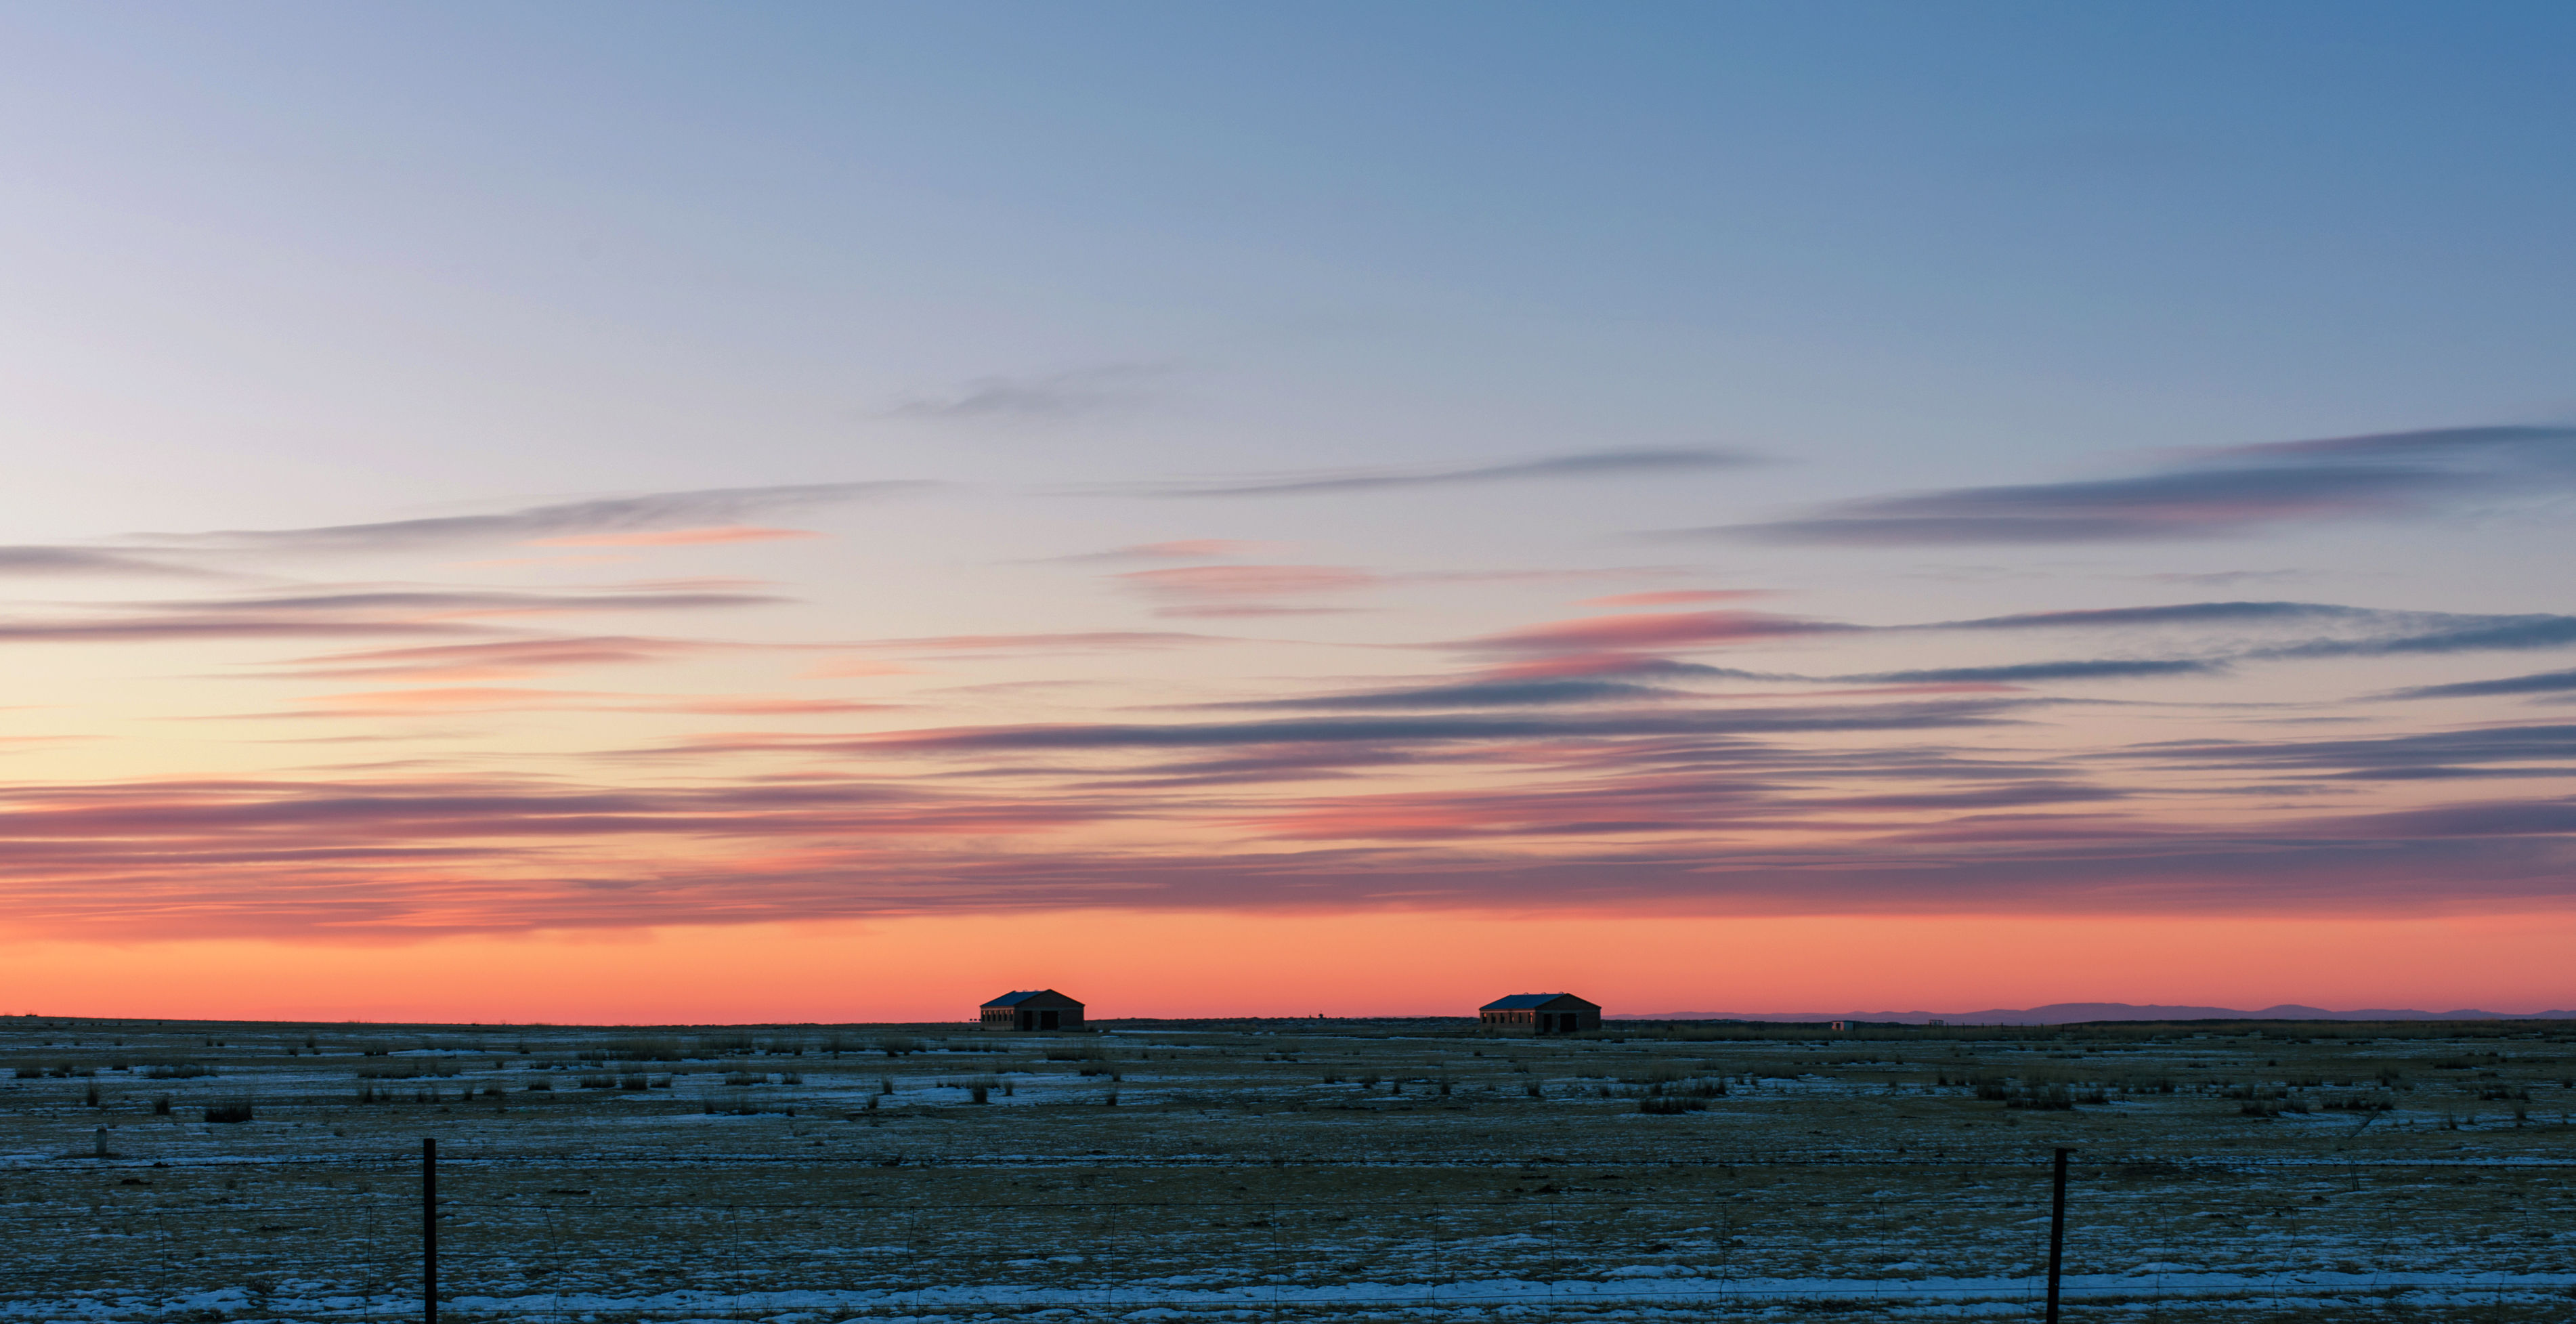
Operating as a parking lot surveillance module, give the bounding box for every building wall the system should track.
[1480,1005,1597,1033]
[980,1004,1085,1030]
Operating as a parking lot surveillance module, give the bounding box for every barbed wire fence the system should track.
[5,1147,2572,1321]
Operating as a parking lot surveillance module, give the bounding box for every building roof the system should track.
[981,989,1083,1008]
[1480,993,1600,1011]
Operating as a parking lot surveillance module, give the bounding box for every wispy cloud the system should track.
[1116,563,1380,617]
[1720,469,2432,544]
[1699,424,2576,545]
[253,686,891,719]
[1452,609,1852,655]
[0,616,474,645]
[1843,659,2222,684]
[525,526,822,548]
[1205,677,1693,711]
[6,685,2575,936]
[9,748,2570,937]
[0,584,779,647]
[2142,569,2311,586]
[1923,600,2576,663]
[2385,668,2576,701]
[2260,614,2576,658]
[2210,423,2576,469]
[0,547,223,578]
[263,637,733,682]
[160,587,779,616]
[1134,448,1753,498]
[819,697,2023,754]
[1401,598,2576,703]
[1037,539,1283,564]
[840,631,1232,656]
[2110,722,2576,782]
[886,364,1165,420]
[146,483,921,554]
[1582,589,1766,607]
[1470,655,1782,683]
[1933,601,2373,631]
[0,773,1125,935]
[5,458,2573,943]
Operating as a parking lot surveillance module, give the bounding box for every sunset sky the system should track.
[5,3,2575,1022]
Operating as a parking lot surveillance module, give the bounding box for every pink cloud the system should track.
[1151,603,1369,619]
[849,631,1228,654]
[269,636,726,682]
[653,696,892,715]
[1117,539,1276,559]
[1456,610,1849,654]
[798,658,922,679]
[1756,682,2019,697]
[1117,564,1379,601]
[1115,563,1381,618]
[1582,589,1769,607]
[306,686,595,712]
[274,687,892,718]
[1471,652,1677,681]
[0,747,2567,941]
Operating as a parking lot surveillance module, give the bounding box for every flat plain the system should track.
[3,1014,2572,1322]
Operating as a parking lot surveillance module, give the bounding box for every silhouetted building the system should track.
[981,989,1085,1031]
[1479,993,1600,1034]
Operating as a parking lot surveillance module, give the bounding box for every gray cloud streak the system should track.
[1920,601,2576,664]
[2111,723,2576,781]
[852,698,2025,752]
[0,586,780,647]
[2261,616,2576,659]
[1692,424,2576,546]
[2386,668,2576,701]
[887,365,1166,420]
[144,482,925,553]
[1207,678,1693,711]
[0,547,221,577]
[1843,659,2221,684]
[1142,449,1754,498]
[1933,601,2371,631]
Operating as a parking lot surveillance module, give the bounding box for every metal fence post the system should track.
[423,1137,437,1324]
[2045,1147,2071,1323]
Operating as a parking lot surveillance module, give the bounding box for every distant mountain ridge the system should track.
[1612,1002,2576,1025]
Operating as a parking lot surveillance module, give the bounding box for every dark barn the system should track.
[1479,993,1601,1034]
[980,989,1086,1031]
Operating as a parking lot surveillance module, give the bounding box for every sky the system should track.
[3,2,2575,1022]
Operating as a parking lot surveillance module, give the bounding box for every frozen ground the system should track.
[3,1015,2571,1321]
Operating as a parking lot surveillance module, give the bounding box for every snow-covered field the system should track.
[3,1015,2571,1321]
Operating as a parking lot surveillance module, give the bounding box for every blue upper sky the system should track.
[7,1,2571,522]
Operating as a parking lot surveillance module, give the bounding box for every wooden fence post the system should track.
[2046,1147,2071,1323]
[423,1137,438,1324]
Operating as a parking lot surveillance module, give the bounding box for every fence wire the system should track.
[5,1152,2571,1321]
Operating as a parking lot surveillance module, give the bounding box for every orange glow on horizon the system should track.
[7,908,2571,1025]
